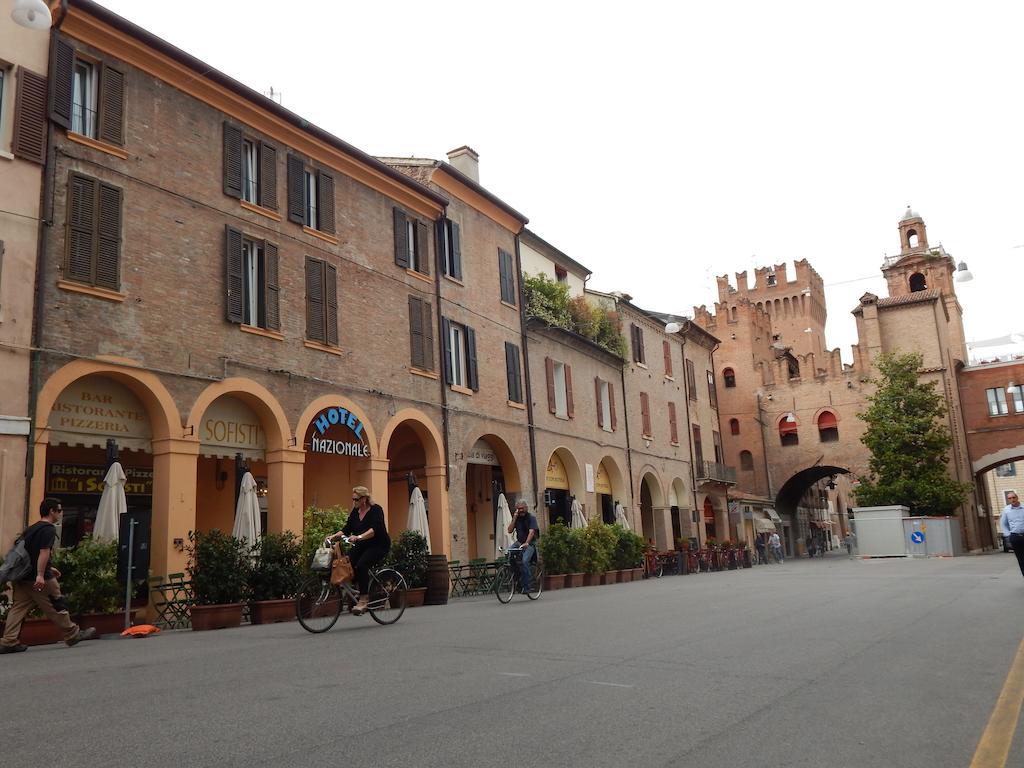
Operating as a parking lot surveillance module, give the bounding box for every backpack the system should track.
[0,538,32,584]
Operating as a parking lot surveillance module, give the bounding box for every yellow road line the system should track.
[971,636,1024,768]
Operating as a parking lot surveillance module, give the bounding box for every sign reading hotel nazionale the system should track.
[308,406,370,458]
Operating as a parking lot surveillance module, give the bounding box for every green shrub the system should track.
[579,520,617,574]
[301,504,350,571]
[523,274,627,360]
[538,522,572,574]
[386,530,429,588]
[614,526,645,569]
[52,538,121,615]
[249,531,302,601]
[187,529,250,605]
[566,526,586,573]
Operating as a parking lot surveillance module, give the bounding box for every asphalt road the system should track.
[3,551,1022,768]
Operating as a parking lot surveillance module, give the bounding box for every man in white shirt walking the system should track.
[1000,492,1024,579]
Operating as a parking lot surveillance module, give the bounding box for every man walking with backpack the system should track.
[1,498,96,654]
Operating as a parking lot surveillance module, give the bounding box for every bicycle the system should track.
[494,547,543,603]
[295,539,408,632]
[642,545,663,578]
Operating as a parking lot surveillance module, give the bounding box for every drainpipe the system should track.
[514,234,540,509]
[619,302,635,512]
[433,216,450,490]
[25,8,69,526]
[679,330,700,548]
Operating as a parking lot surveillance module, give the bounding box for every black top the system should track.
[343,504,390,550]
[21,521,57,581]
[513,513,540,546]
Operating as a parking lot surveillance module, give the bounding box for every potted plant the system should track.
[537,522,570,590]
[249,531,301,624]
[301,504,350,572]
[187,529,250,630]
[564,526,586,588]
[387,530,429,607]
[614,526,643,582]
[580,520,615,586]
[53,537,127,635]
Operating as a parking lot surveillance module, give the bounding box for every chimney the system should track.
[446,146,479,183]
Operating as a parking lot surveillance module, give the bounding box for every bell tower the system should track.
[883,208,955,299]
[898,207,929,254]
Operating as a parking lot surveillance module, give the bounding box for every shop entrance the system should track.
[596,460,615,524]
[544,452,571,527]
[465,438,505,560]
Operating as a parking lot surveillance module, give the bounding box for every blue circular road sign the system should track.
[910,531,925,544]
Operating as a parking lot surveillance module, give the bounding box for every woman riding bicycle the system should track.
[328,486,390,616]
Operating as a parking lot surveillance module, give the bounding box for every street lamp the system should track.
[11,0,51,29]
[664,322,683,334]
[954,261,974,283]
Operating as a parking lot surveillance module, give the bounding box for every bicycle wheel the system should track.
[654,558,664,578]
[494,565,515,604]
[296,574,342,633]
[526,565,543,600]
[368,568,407,625]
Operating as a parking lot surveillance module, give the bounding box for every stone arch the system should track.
[379,408,444,468]
[909,272,927,292]
[187,378,290,452]
[637,466,666,548]
[775,465,850,520]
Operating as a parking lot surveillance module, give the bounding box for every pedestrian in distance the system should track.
[1,498,97,654]
[755,534,767,565]
[844,531,857,558]
[769,531,784,564]
[806,534,816,559]
[1000,492,1024,579]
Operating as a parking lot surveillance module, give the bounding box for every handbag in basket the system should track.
[330,543,354,586]
[310,541,334,572]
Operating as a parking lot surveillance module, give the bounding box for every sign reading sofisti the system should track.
[307,406,371,458]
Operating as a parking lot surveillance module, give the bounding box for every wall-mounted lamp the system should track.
[183,425,194,437]
[784,412,797,423]
[11,0,51,29]
[826,475,837,490]
[173,537,184,552]
[954,261,974,283]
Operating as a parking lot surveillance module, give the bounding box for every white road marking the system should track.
[497,672,530,677]
[586,681,634,688]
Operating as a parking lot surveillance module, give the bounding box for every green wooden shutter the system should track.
[222,122,243,198]
[409,295,425,369]
[259,141,276,209]
[305,256,324,342]
[50,38,74,129]
[499,249,514,303]
[466,326,479,391]
[287,154,304,224]
[441,317,452,383]
[393,208,409,268]
[94,182,122,290]
[324,262,338,346]
[12,68,48,164]
[97,64,125,146]
[421,299,434,371]
[263,241,280,330]
[317,170,335,233]
[66,173,95,283]
[505,342,516,401]
[224,225,244,323]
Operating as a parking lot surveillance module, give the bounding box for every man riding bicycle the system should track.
[506,499,539,593]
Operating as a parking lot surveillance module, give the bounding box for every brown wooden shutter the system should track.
[545,357,555,414]
[640,392,651,437]
[595,378,604,428]
[50,38,74,129]
[324,262,338,346]
[668,401,678,444]
[12,68,47,164]
[421,299,434,371]
[466,326,479,391]
[663,340,672,377]
[66,173,95,283]
[505,342,518,402]
[415,221,430,275]
[441,317,452,383]
[565,363,574,418]
[224,225,244,323]
[393,208,409,268]
[609,383,617,430]
[222,122,243,198]
[263,241,280,331]
[409,295,425,369]
[451,220,462,279]
[305,256,324,342]
[259,142,277,209]
[97,64,125,146]
[630,324,638,361]
[317,170,335,233]
[94,182,122,290]
[693,426,703,467]
[286,154,304,224]
[637,326,645,364]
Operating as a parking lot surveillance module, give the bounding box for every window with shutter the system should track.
[224,225,243,323]
[707,370,718,409]
[498,249,516,304]
[409,295,435,370]
[65,172,122,291]
[640,392,651,437]
[317,170,335,234]
[413,220,429,275]
[609,383,617,431]
[97,63,125,146]
[466,326,479,391]
[50,41,125,146]
[393,208,409,269]
[263,241,280,331]
[223,122,243,198]
[438,218,462,279]
[663,340,673,377]
[668,402,678,444]
[324,262,338,346]
[553,361,569,418]
[631,324,645,364]
[286,154,304,224]
[305,256,325,342]
[545,357,556,414]
[12,67,48,164]
[444,320,470,389]
[259,142,277,210]
[505,342,523,403]
[595,378,604,428]
[686,359,697,401]
[693,426,704,467]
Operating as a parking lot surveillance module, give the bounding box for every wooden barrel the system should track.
[424,554,449,605]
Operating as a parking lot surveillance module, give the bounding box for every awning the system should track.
[766,508,782,522]
[754,518,777,533]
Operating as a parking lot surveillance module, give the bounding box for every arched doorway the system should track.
[42,375,156,547]
[776,465,851,556]
[639,471,665,548]
[669,477,688,547]
[464,434,521,560]
[543,448,583,529]
[703,497,716,541]
[596,458,626,525]
[380,410,445,554]
[297,397,376,516]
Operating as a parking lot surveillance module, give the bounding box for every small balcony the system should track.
[696,460,737,485]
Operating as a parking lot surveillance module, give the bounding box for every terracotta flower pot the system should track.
[250,599,295,625]
[190,603,243,631]
[542,574,564,591]
[631,567,643,581]
[582,573,601,587]
[403,587,427,608]
[75,611,137,636]
[566,573,584,588]
[12,617,65,646]
[601,571,619,585]
[617,569,632,583]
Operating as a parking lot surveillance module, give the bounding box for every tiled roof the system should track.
[875,289,942,308]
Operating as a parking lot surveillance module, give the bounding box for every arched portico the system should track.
[462,433,523,561]
[637,467,667,549]
[542,447,584,528]
[595,455,627,525]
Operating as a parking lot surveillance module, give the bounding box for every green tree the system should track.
[855,352,970,515]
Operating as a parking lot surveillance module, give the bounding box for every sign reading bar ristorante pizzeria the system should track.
[308,406,370,458]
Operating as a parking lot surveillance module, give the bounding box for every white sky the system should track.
[95,0,1024,361]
